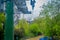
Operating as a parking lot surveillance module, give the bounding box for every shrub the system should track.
[14,19,31,39]
[29,23,41,36]
[0,12,5,40]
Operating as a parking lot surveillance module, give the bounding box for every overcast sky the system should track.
[20,0,49,21]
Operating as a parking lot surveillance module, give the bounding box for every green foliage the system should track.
[14,1,60,39]
[29,23,41,36]
[0,12,5,22]
[40,0,60,40]
[14,19,42,39]
[0,12,5,30]
[0,12,5,40]
[14,19,31,38]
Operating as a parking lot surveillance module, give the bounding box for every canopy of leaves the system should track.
[0,12,5,31]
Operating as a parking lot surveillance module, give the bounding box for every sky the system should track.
[20,0,49,21]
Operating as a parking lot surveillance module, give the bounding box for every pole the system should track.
[4,0,14,40]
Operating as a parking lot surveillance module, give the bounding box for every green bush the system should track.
[0,12,5,40]
[14,19,42,39]
[29,23,41,36]
[14,19,32,39]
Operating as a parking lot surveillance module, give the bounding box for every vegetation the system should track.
[0,12,5,40]
[14,0,60,40]
[39,0,60,40]
[0,0,60,40]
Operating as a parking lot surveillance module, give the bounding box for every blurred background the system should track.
[0,0,60,40]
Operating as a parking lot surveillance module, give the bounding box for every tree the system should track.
[14,19,31,39]
[0,12,5,40]
[40,0,60,40]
